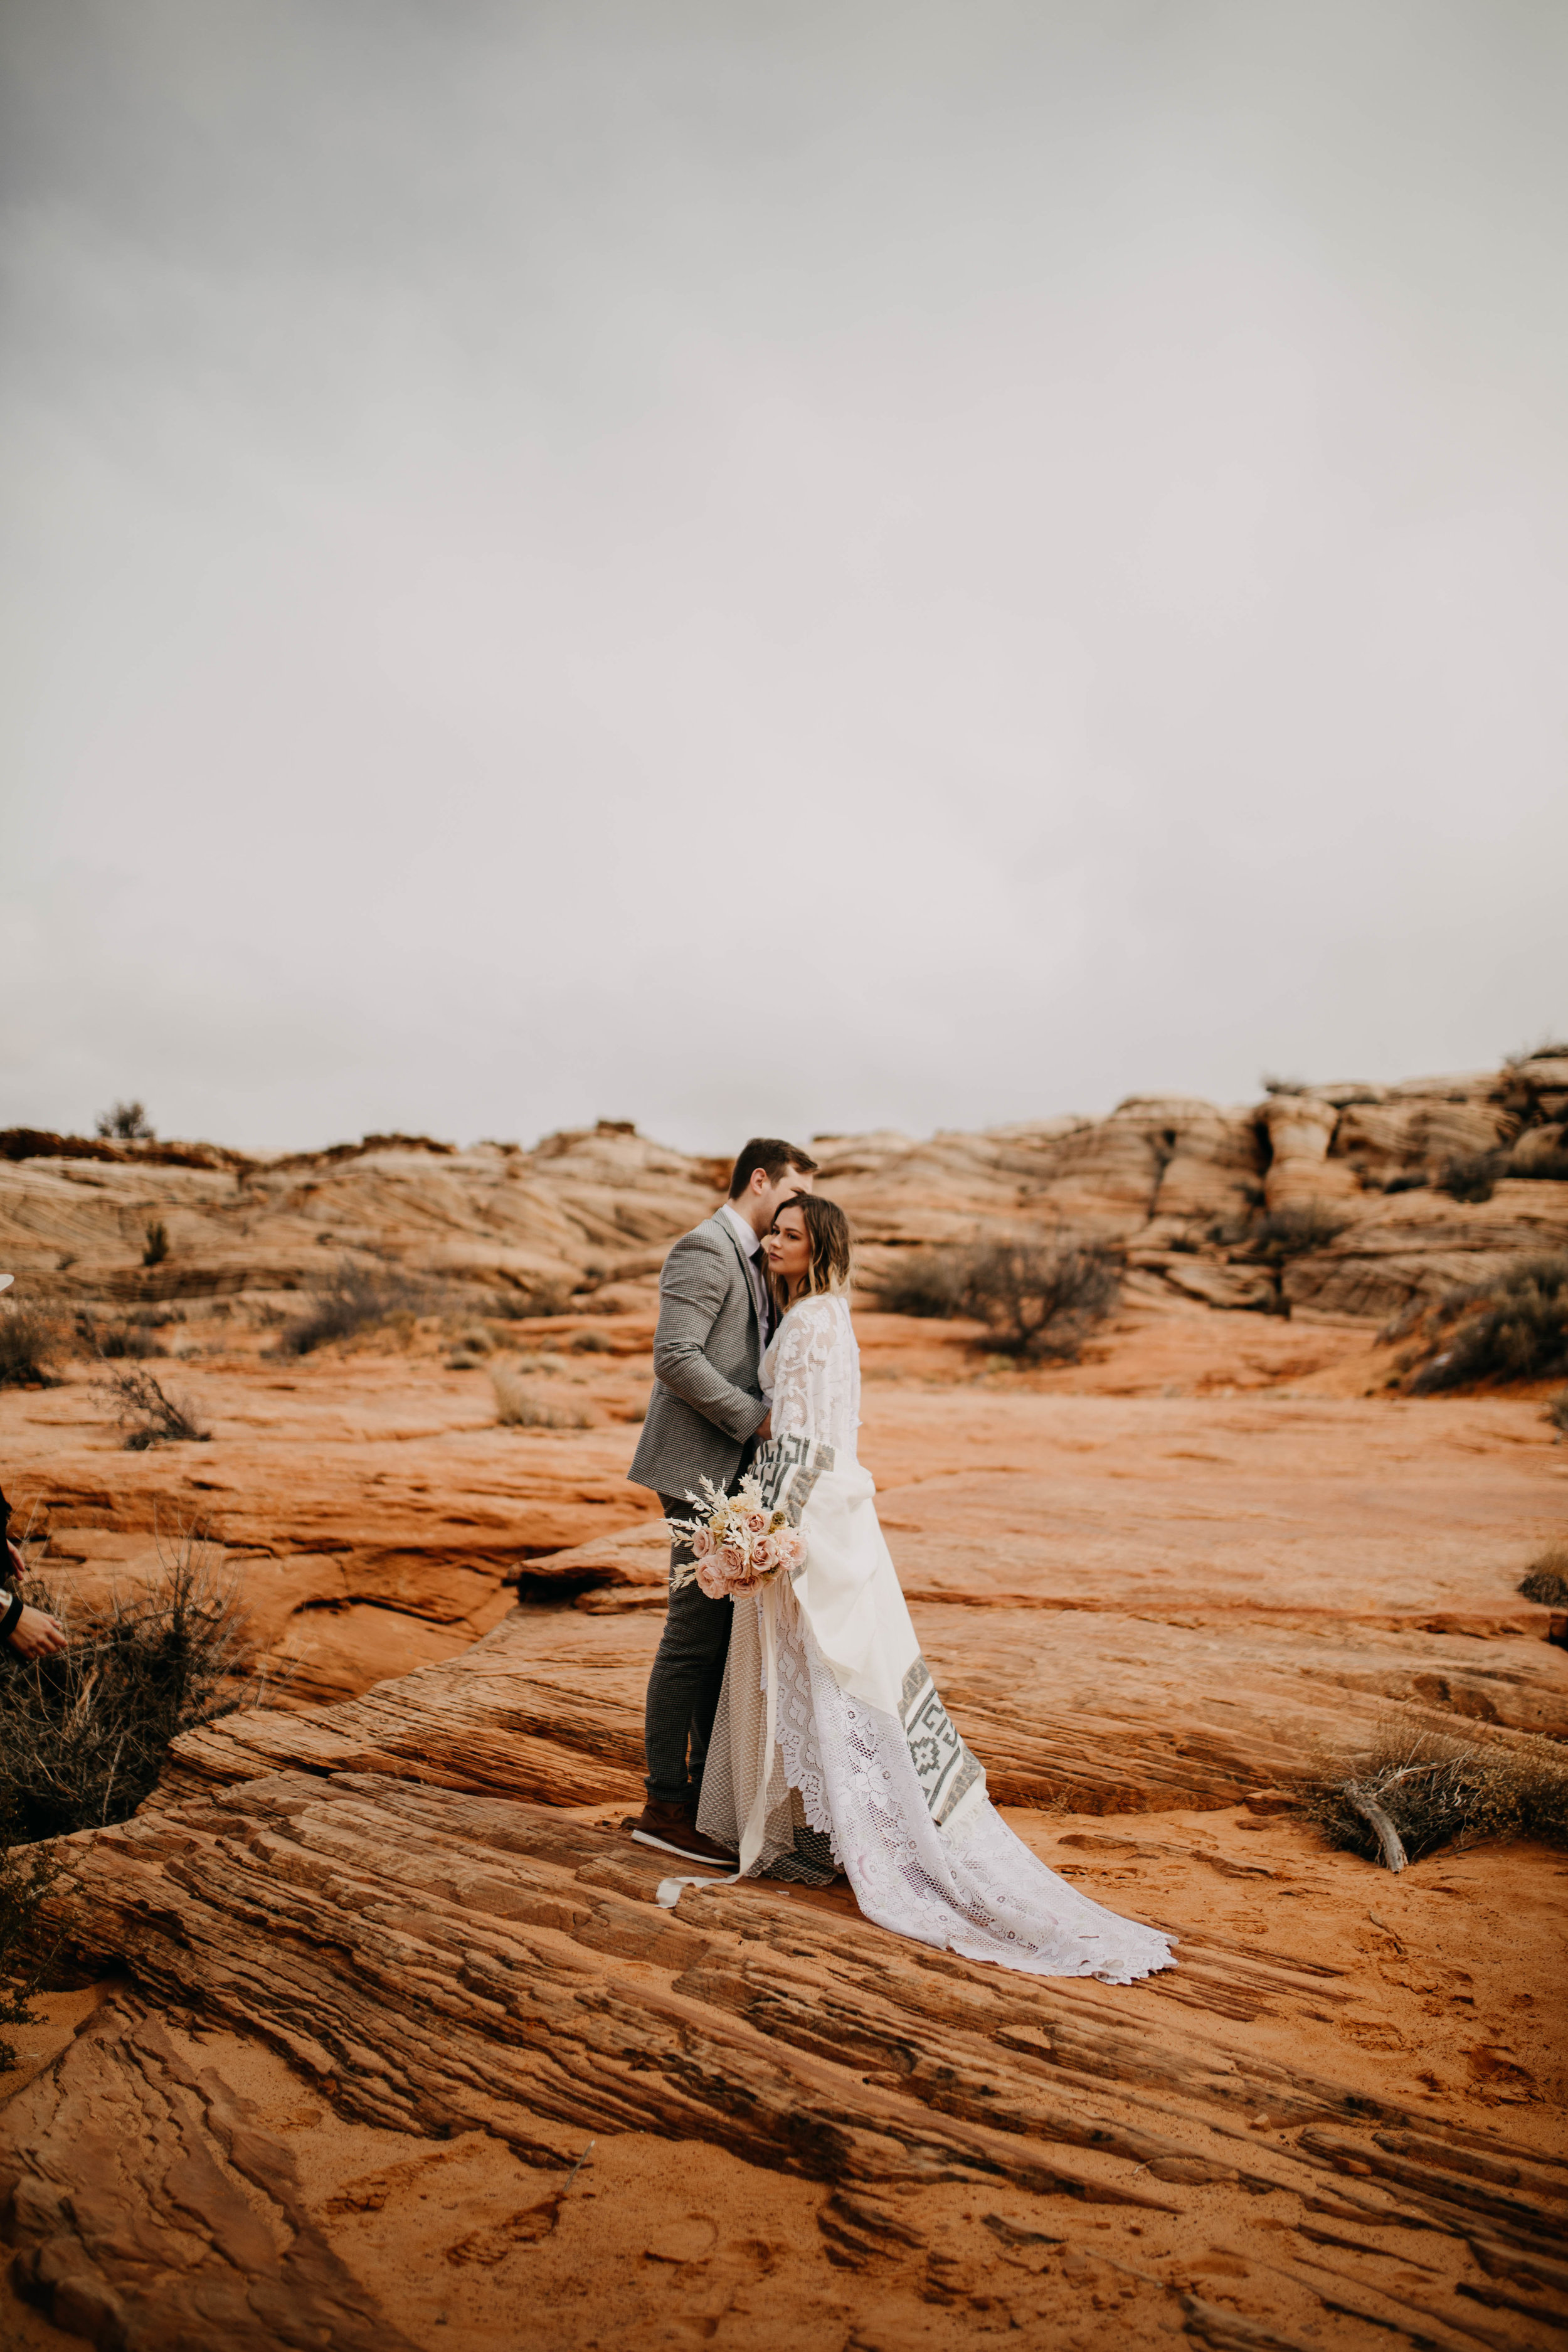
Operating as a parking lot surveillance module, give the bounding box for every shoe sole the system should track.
[628,1828,737,1867]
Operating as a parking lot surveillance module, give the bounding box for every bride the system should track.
[692,1192,1175,1985]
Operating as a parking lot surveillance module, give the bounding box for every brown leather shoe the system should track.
[623,1799,737,1867]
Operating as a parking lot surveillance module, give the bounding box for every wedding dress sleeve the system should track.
[768,1296,861,1454]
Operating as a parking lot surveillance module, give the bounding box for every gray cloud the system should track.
[3,0,1564,1151]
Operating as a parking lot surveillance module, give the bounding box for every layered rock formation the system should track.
[4,1047,1565,1325]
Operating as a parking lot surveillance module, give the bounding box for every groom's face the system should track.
[749,1163,814,1229]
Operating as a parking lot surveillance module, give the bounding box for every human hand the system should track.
[756,1411,772,1442]
[8,1603,66,1660]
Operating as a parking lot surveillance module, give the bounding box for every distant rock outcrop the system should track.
[4,1053,1567,1328]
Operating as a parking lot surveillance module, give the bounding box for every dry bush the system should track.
[958,1238,1119,1362]
[76,1308,166,1361]
[1520,1543,1568,1607]
[0,1527,256,1842]
[490,1365,595,1429]
[95,1099,154,1140]
[277,1259,426,1355]
[490,1281,572,1321]
[569,1328,617,1353]
[95,1364,209,1449]
[1249,1204,1348,1259]
[862,1251,970,1320]
[0,1305,58,1389]
[1438,1149,1507,1204]
[1306,1724,1568,1872]
[142,1217,170,1266]
[0,1841,65,2070]
[1405,1250,1568,1394]
[1547,1389,1568,1439]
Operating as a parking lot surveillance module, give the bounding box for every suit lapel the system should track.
[710,1213,762,1340]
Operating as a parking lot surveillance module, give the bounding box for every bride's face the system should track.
[765,1205,811,1291]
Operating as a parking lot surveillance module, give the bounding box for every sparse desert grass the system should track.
[277,1258,426,1355]
[490,1364,595,1429]
[1306,1724,1568,1872]
[0,1526,256,1843]
[569,1328,617,1353]
[95,1364,209,1449]
[1519,1542,1568,1608]
[0,1305,59,1389]
[142,1217,170,1266]
[1404,1249,1568,1394]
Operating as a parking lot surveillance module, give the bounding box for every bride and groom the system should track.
[625,1138,1174,1983]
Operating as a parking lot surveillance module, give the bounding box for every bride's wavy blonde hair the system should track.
[768,1191,852,1312]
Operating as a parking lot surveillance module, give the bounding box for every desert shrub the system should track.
[0,1530,254,1842]
[455,1324,494,1355]
[95,1364,209,1449]
[490,1365,595,1429]
[277,1259,425,1355]
[95,1100,154,1140]
[1520,1543,1568,1607]
[0,1841,65,2069]
[956,1239,1120,1362]
[142,1218,170,1266]
[1249,1204,1348,1260]
[862,1251,970,1320]
[1382,1172,1427,1195]
[76,1309,166,1361]
[569,1328,617,1353]
[1547,1389,1568,1439]
[490,1281,572,1321]
[1406,1251,1568,1394]
[0,1306,58,1389]
[1437,1149,1507,1204]
[1306,1725,1568,1872]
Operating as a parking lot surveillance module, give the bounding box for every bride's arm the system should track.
[768,1300,851,1446]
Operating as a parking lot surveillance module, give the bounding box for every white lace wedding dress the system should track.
[694,1292,1175,1984]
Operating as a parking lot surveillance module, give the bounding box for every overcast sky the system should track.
[3,1,1564,1154]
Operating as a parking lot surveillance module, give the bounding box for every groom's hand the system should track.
[756,1411,772,1441]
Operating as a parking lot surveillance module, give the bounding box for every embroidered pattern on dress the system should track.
[899,1653,985,1826]
[753,1432,835,1571]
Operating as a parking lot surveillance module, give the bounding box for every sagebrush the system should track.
[0,1306,58,1389]
[278,1259,427,1355]
[862,1253,969,1320]
[0,1527,257,1842]
[1305,1724,1568,1872]
[1404,1250,1568,1394]
[1519,1543,1568,1608]
[95,1364,209,1449]
[863,1237,1118,1359]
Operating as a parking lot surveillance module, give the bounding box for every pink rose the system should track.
[743,1510,768,1537]
[720,1538,748,1573]
[696,1558,729,1600]
[779,1530,806,1571]
[691,1528,714,1559]
[750,1535,776,1574]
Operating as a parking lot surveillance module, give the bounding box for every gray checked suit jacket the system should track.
[627,1214,769,1503]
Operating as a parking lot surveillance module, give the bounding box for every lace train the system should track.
[701,1584,1174,1984]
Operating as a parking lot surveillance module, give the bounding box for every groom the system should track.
[624,1136,818,1863]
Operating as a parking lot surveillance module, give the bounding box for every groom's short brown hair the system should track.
[727,1136,818,1199]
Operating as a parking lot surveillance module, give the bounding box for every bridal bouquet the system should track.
[668,1474,807,1599]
